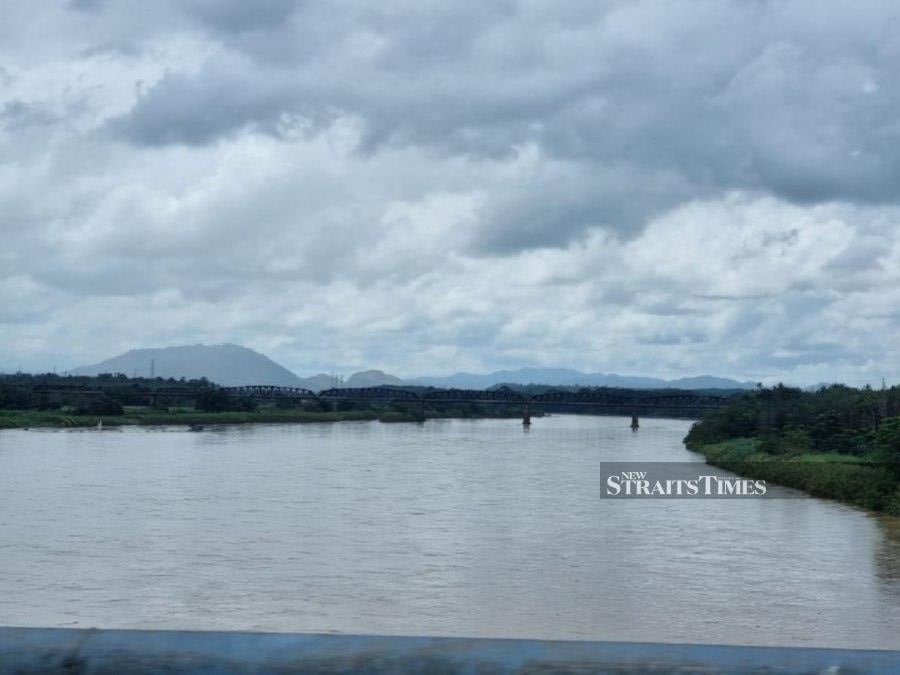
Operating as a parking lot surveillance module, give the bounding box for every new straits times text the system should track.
[600,463,773,499]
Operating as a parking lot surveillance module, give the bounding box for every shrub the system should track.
[758,428,811,456]
[195,389,257,412]
[74,395,124,416]
[874,418,900,470]
[305,399,333,413]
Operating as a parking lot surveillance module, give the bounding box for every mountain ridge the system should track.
[70,344,756,390]
[410,368,756,390]
[70,344,305,388]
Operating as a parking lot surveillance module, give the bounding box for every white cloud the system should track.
[2,1,900,385]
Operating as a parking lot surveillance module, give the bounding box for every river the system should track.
[1,415,898,649]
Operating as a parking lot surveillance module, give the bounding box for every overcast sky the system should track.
[3,1,900,384]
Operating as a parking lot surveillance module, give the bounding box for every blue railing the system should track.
[2,628,900,674]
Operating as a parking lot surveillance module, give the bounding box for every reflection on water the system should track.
[875,516,900,602]
[0,415,898,649]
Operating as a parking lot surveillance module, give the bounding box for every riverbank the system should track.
[687,437,900,515]
[0,409,377,429]
[0,407,526,429]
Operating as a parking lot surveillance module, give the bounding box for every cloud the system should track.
[181,0,300,34]
[84,0,900,249]
[3,1,900,385]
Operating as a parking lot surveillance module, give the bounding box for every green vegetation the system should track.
[0,408,380,429]
[685,384,900,514]
[0,373,528,429]
[195,388,256,412]
[0,405,525,429]
[492,383,736,419]
[0,372,218,409]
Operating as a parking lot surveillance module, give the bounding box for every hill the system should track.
[70,344,306,387]
[343,369,406,388]
[69,345,756,392]
[297,373,342,391]
[411,368,755,390]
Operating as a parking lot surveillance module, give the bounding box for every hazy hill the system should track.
[670,375,758,389]
[291,370,407,390]
[68,344,755,391]
[297,373,342,391]
[343,369,406,388]
[411,368,755,390]
[71,344,306,387]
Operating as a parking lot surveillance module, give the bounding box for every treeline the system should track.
[490,383,745,397]
[685,384,900,512]
[0,372,217,414]
[686,384,900,459]
[0,372,522,422]
[490,383,737,418]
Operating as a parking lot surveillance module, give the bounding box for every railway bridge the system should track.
[222,385,729,426]
[23,383,730,426]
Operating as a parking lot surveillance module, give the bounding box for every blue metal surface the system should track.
[2,628,900,674]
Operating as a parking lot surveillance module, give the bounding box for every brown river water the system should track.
[1,415,898,648]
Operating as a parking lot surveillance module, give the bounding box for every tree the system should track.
[75,395,123,416]
[195,389,255,412]
[874,418,900,470]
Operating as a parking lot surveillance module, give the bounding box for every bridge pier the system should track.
[631,413,639,430]
[522,402,531,427]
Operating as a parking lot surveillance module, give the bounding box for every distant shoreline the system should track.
[0,408,526,430]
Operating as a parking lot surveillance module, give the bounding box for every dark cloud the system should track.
[182,0,301,34]
[67,0,106,11]
[104,63,306,146]
[1,101,59,130]
[474,160,695,252]
[93,0,900,250]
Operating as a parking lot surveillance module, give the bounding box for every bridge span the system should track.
[223,384,728,408]
[222,385,729,425]
[24,383,730,425]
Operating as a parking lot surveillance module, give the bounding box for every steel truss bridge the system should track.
[25,383,729,423]
[222,385,728,412]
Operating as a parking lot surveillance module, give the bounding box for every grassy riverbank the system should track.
[686,437,900,514]
[0,407,526,429]
[684,384,900,514]
[0,408,380,429]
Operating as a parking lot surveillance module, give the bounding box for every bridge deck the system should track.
[22,384,731,410]
[223,386,729,409]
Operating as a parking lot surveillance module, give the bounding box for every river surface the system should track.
[1,415,898,649]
